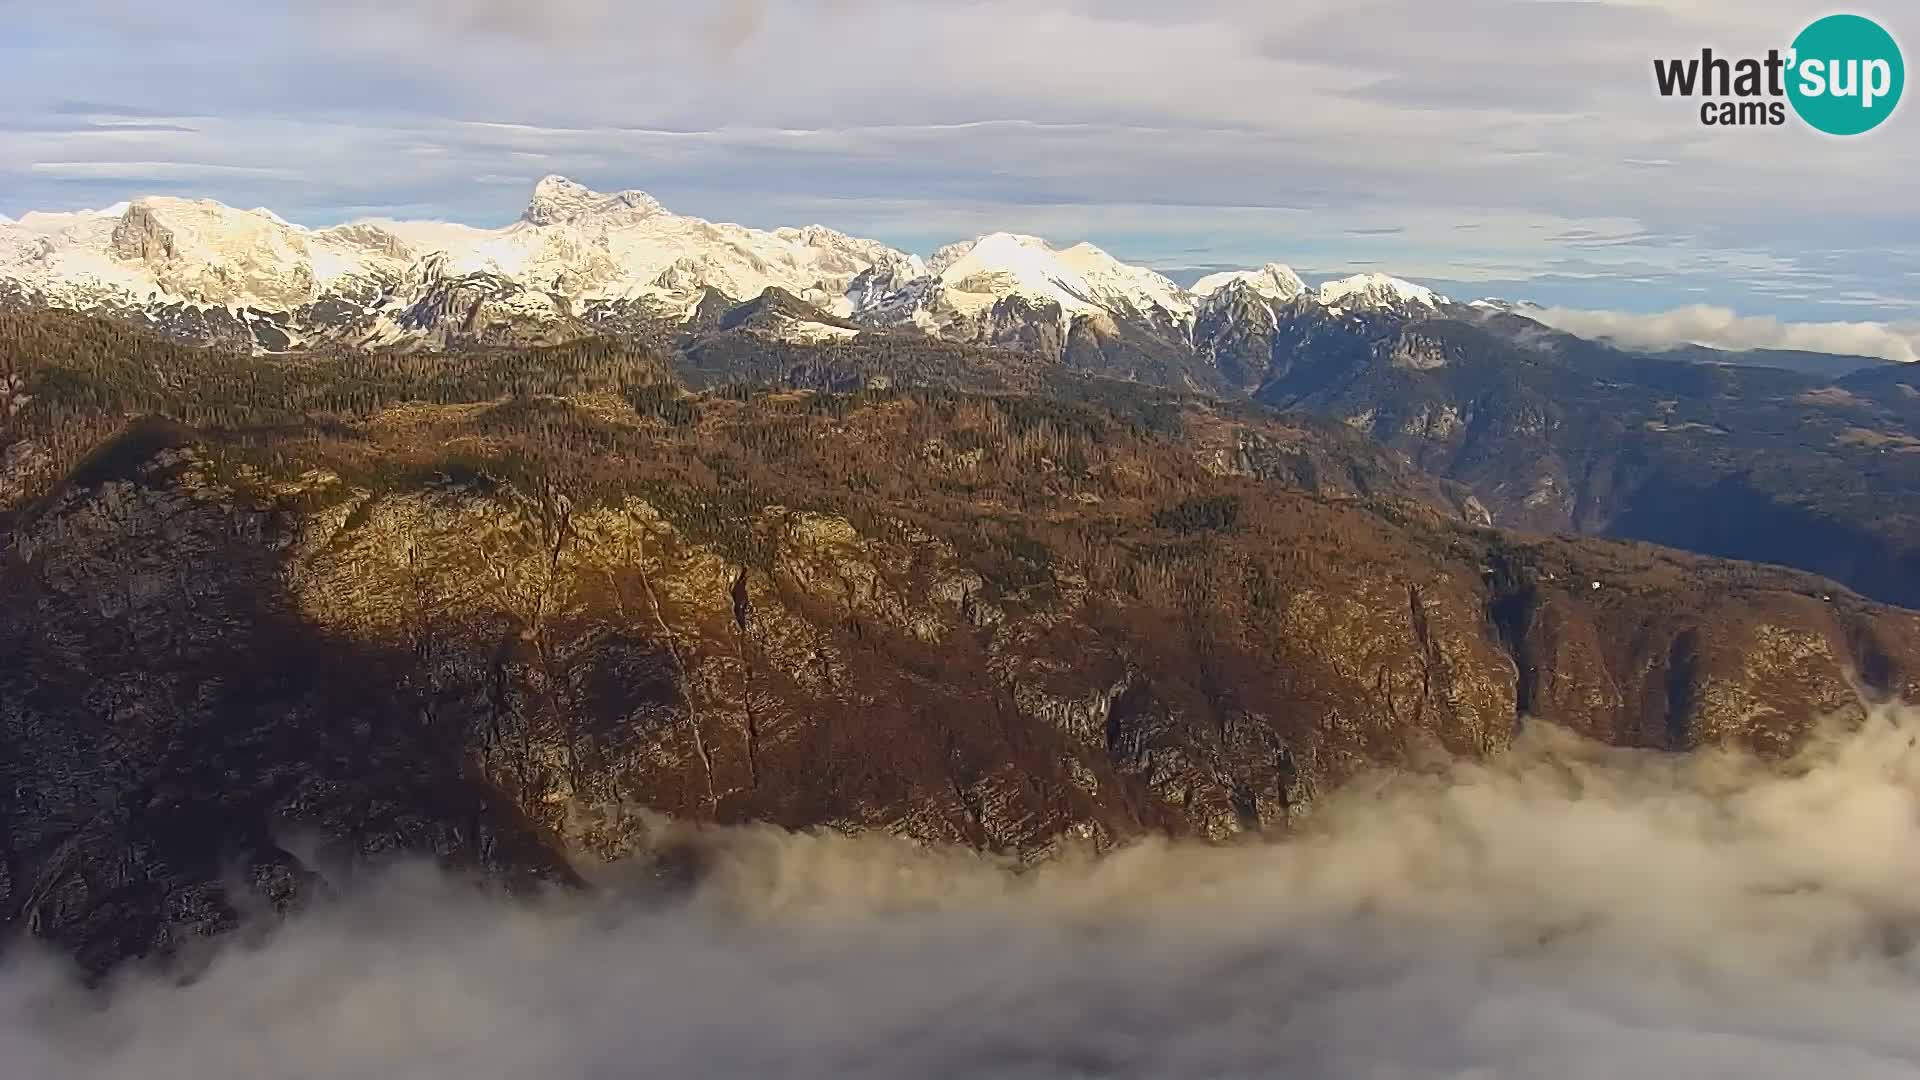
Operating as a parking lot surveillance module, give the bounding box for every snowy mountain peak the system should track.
[927,233,1046,276]
[909,232,1190,320]
[928,234,1088,308]
[0,177,1462,359]
[852,230,1197,351]
[1314,272,1444,311]
[1055,242,1192,319]
[1191,263,1307,303]
[522,175,666,226]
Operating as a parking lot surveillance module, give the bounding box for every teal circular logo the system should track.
[1788,14,1904,135]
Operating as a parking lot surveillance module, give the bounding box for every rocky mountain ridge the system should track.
[0,177,1451,358]
[0,177,921,352]
[6,315,1918,972]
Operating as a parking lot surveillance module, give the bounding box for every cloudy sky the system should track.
[2,0,1915,327]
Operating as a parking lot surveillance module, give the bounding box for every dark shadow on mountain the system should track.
[1605,472,1920,611]
[0,420,578,977]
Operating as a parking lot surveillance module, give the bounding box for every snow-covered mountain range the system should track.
[0,176,1453,355]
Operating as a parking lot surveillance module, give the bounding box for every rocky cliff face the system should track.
[6,383,1917,973]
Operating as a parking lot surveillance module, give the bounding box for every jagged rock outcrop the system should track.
[107,203,177,264]
[390,268,580,349]
[521,175,668,226]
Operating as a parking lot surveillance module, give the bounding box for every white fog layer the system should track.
[9,707,1920,1079]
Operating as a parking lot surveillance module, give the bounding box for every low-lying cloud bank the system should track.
[9,707,1920,1079]
[1532,304,1920,365]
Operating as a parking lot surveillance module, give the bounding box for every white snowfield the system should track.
[0,176,1453,350]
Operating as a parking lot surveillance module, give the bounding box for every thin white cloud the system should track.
[1532,304,1920,364]
[27,162,298,179]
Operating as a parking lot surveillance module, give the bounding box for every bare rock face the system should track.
[842,256,926,312]
[979,294,1069,357]
[107,203,178,264]
[1387,331,1451,371]
[5,406,1919,973]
